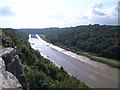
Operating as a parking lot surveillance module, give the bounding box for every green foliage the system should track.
[50,25,118,59]
[2,28,89,88]
[39,34,49,42]
[1,31,14,48]
[38,25,119,68]
[23,64,55,88]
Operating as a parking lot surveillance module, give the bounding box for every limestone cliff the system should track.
[0,47,27,89]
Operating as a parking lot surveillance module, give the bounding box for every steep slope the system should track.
[0,47,27,89]
[18,25,119,60]
[45,25,119,60]
[0,48,22,89]
[40,25,119,68]
[0,29,28,89]
[1,28,90,88]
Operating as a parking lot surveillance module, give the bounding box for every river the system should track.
[28,34,118,88]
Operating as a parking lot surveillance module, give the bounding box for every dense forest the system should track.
[44,25,120,68]
[1,28,90,89]
[19,24,119,68]
[44,25,119,60]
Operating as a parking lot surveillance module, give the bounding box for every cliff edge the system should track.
[0,47,27,89]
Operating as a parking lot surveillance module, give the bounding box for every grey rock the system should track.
[0,47,27,89]
[0,56,22,89]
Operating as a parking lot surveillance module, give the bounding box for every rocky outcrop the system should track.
[1,31,14,48]
[0,47,27,89]
[0,57,22,89]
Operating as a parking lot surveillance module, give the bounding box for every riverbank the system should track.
[28,34,91,88]
[53,44,120,69]
[38,34,119,69]
[29,34,118,88]
[39,34,120,69]
[28,34,61,68]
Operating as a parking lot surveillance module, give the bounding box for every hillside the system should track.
[1,28,90,89]
[43,25,119,68]
[19,25,119,68]
[38,25,120,68]
[44,25,119,60]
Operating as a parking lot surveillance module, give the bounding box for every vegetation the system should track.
[0,28,2,48]
[38,24,120,68]
[1,28,90,89]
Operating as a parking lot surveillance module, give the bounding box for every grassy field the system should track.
[39,34,120,69]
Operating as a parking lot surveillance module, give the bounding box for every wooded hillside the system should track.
[1,28,89,88]
[44,25,119,61]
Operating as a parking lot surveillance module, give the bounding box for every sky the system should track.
[0,0,119,28]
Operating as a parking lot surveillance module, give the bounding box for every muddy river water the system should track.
[28,34,118,88]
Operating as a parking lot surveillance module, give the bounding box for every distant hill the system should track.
[18,27,60,34]
[20,25,118,61]
[44,24,119,61]
[18,24,119,61]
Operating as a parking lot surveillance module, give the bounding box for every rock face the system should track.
[0,47,27,89]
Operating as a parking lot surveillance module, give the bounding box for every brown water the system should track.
[29,34,118,88]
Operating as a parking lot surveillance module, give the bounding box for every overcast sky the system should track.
[0,0,119,28]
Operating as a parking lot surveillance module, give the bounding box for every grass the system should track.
[77,51,120,68]
[57,45,120,68]
[0,45,2,49]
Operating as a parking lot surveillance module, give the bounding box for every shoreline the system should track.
[28,34,118,88]
[35,34,117,70]
[28,34,61,68]
[28,34,73,76]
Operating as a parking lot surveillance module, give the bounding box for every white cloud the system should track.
[58,2,118,26]
[83,2,118,25]
[90,2,105,16]
[0,5,15,16]
[105,5,118,19]
[0,0,118,28]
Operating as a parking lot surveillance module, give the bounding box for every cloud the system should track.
[47,2,118,27]
[0,0,118,28]
[89,15,117,25]
[90,3,105,16]
[0,6,15,16]
[80,16,88,19]
[80,2,118,25]
[49,14,65,19]
[108,5,118,18]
